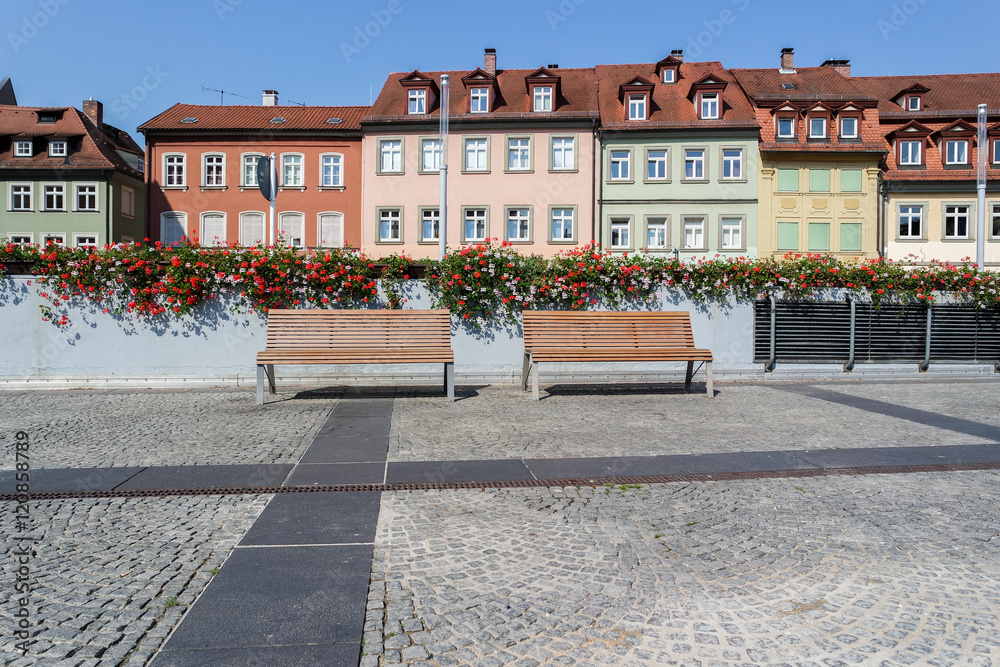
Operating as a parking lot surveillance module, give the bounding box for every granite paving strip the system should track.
[367,471,1000,666]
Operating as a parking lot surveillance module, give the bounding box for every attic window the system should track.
[782,83,795,90]
[326,117,342,124]
[270,117,287,124]
[180,117,198,124]
[907,96,922,111]
[662,69,676,84]
[38,113,58,123]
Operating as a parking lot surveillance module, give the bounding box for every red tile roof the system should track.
[595,61,757,129]
[850,73,1000,117]
[365,67,599,123]
[731,66,878,105]
[139,104,368,132]
[0,104,143,176]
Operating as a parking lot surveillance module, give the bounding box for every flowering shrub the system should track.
[1,241,998,328]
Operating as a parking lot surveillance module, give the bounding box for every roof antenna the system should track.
[201,86,251,105]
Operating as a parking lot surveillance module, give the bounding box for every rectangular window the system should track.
[75,235,98,248]
[278,213,304,247]
[11,184,32,211]
[380,140,402,173]
[700,93,719,119]
[408,89,426,114]
[464,208,487,242]
[840,116,859,139]
[945,205,970,239]
[628,94,646,120]
[841,169,863,193]
[809,169,831,193]
[470,87,489,113]
[49,140,67,157]
[722,149,743,180]
[994,139,1000,165]
[899,140,921,165]
[684,149,705,179]
[243,155,262,187]
[721,217,742,249]
[319,212,344,248]
[610,150,630,180]
[533,86,553,112]
[122,187,135,217]
[646,150,668,180]
[993,204,1000,238]
[379,209,401,242]
[908,96,921,111]
[201,213,226,246]
[662,69,675,84]
[465,138,488,171]
[507,138,530,171]
[161,213,186,246]
[809,117,827,138]
[551,137,575,170]
[841,223,863,252]
[946,140,968,165]
[421,139,441,172]
[610,219,630,249]
[42,234,65,246]
[240,212,265,246]
[76,184,97,211]
[777,169,799,192]
[646,218,667,249]
[507,208,530,242]
[776,222,799,250]
[777,117,795,138]
[321,155,343,186]
[204,154,224,186]
[43,184,65,211]
[165,154,185,186]
[421,209,440,242]
[551,208,574,241]
[808,222,831,251]
[899,206,924,239]
[14,141,31,157]
[683,218,705,249]
[282,155,303,186]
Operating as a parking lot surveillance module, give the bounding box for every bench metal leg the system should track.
[444,362,454,402]
[522,352,532,391]
[265,364,276,394]
[256,365,265,405]
[531,361,540,401]
[705,361,714,398]
[685,360,694,390]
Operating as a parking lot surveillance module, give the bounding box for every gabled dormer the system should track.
[654,52,684,84]
[804,102,835,141]
[889,120,933,167]
[771,102,800,141]
[461,68,499,114]
[989,122,1000,166]
[619,77,655,121]
[399,71,439,115]
[936,119,976,166]
[525,68,561,112]
[689,75,727,120]
[894,83,930,112]
[835,103,863,141]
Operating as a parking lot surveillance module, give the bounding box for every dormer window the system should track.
[945,139,969,165]
[777,116,796,139]
[840,116,858,139]
[907,95,922,111]
[49,140,67,157]
[700,92,719,120]
[662,68,676,84]
[14,141,31,157]
[809,117,827,138]
[470,87,490,113]
[533,86,553,112]
[408,89,427,114]
[899,140,922,165]
[628,94,647,120]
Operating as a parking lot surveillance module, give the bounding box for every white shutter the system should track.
[240,213,264,246]
[279,213,304,247]
[161,213,185,245]
[201,214,226,246]
[319,213,343,248]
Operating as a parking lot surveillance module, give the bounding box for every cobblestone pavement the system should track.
[0,389,336,469]
[389,380,1000,461]
[366,471,1000,666]
[0,494,269,666]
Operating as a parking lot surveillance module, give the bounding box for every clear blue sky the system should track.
[4,0,998,140]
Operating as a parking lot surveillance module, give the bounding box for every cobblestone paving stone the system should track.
[369,471,1000,666]
[389,381,1000,461]
[0,494,269,666]
[0,389,336,469]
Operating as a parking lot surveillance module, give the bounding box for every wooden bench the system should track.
[521,311,713,400]
[256,309,454,404]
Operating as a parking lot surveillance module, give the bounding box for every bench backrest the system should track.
[264,309,452,350]
[522,311,697,349]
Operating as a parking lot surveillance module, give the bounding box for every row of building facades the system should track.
[2,48,1000,265]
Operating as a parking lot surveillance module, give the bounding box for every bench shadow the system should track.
[292,385,487,401]
[541,382,714,399]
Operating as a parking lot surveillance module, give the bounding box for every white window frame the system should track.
[992,203,1000,240]
[200,211,227,247]
[683,216,706,250]
[700,92,719,120]
[163,153,186,187]
[318,211,345,248]
[408,89,427,114]
[160,212,187,246]
[419,208,440,243]
[470,87,490,113]
[42,183,66,211]
[645,216,669,250]
[609,150,631,181]
[49,140,67,157]
[73,234,99,248]
[945,139,969,165]
[75,183,98,212]
[899,140,922,165]
[9,183,33,211]
[809,117,828,139]
[239,211,266,246]
[645,148,669,181]
[280,153,304,188]
[549,207,575,242]
[944,204,971,240]
[202,153,225,187]
[898,204,923,239]
[378,138,404,174]
[907,96,922,111]
[14,141,31,157]
[42,233,66,246]
[378,208,402,243]
[121,186,135,218]
[994,138,1000,165]
[720,216,744,251]
[550,136,576,171]
[628,94,647,121]
[840,116,859,139]
[505,207,531,243]
[462,207,488,243]
[242,153,264,187]
[463,137,489,172]
[610,218,631,250]
[533,86,553,112]
[683,148,706,180]
[277,211,305,247]
[507,136,531,172]
[320,153,344,188]
[420,138,442,173]
[7,233,33,244]
[662,68,676,84]
[721,148,743,181]
[777,116,796,139]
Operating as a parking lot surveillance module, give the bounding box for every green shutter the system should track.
[840,169,863,193]
[809,169,831,193]
[808,222,831,251]
[840,223,862,252]
[777,222,798,250]
[777,169,799,192]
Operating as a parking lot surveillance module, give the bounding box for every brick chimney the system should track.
[262,89,278,106]
[821,59,852,77]
[83,99,103,127]
[671,49,684,62]
[484,48,496,77]
[780,48,795,73]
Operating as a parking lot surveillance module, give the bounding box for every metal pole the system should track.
[269,152,277,246]
[438,75,450,261]
[976,104,987,269]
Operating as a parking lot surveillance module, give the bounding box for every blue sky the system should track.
[4,0,998,139]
